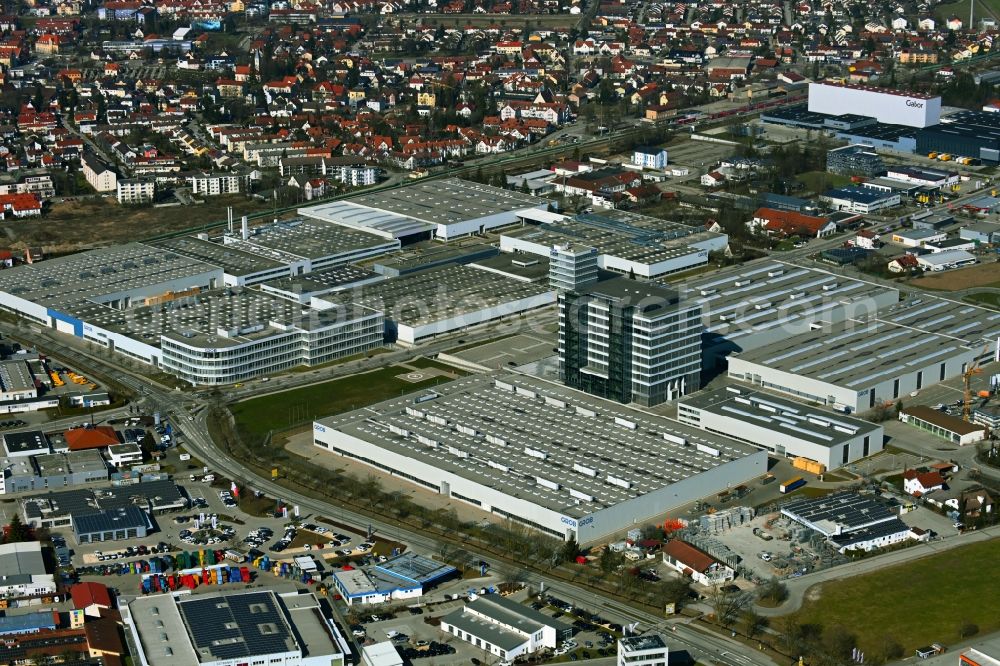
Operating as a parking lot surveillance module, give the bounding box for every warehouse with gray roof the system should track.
[678,262,899,362]
[500,210,728,279]
[313,374,767,543]
[677,386,884,470]
[726,319,977,414]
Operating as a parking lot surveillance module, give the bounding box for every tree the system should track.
[959,621,979,638]
[659,577,691,607]
[5,514,30,543]
[822,624,857,664]
[741,607,764,639]
[710,586,753,628]
[560,538,581,563]
[599,547,622,574]
[758,576,788,604]
[878,635,904,662]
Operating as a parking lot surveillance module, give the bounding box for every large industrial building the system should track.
[313,374,767,544]
[301,179,548,242]
[916,111,1000,163]
[320,263,555,345]
[677,386,884,470]
[678,262,899,363]
[808,82,941,128]
[125,589,347,666]
[559,278,702,406]
[0,243,385,385]
[726,319,978,414]
[720,292,1000,413]
[501,210,728,279]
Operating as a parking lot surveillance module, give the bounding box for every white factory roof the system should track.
[316,374,760,519]
[298,200,433,239]
[679,386,882,447]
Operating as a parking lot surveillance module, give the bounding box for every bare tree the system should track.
[710,585,754,628]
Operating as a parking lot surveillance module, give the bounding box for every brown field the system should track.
[4,195,270,254]
[911,261,1000,291]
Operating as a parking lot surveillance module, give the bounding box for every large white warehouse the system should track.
[677,386,884,470]
[313,374,767,544]
[808,82,941,128]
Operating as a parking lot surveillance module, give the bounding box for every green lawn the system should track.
[935,0,1000,23]
[965,292,1000,309]
[796,171,852,194]
[230,366,447,440]
[796,539,1000,652]
[407,357,469,376]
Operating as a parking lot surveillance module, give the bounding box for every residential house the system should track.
[751,207,837,238]
[82,153,117,192]
[903,469,946,496]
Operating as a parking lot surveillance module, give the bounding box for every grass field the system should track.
[913,262,1000,291]
[965,291,1000,309]
[795,539,1000,652]
[796,171,852,194]
[934,0,1000,23]
[230,366,445,441]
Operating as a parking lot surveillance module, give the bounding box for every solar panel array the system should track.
[178,591,297,661]
[831,517,911,548]
[781,491,896,531]
[330,374,756,517]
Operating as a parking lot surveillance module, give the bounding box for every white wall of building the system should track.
[396,292,556,345]
[676,403,883,469]
[808,82,941,127]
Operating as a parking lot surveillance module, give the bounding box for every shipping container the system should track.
[792,457,826,475]
[780,477,806,493]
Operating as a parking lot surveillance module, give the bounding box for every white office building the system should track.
[440,594,572,661]
[618,635,668,666]
[0,542,57,599]
[560,279,703,406]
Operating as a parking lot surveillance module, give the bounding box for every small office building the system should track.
[440,594,572,661]
[618,635,668,666]
[331,553,456,606]
[0,542,56,598]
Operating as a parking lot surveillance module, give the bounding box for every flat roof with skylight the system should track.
[348,178,543,227]
[314,373,766,542]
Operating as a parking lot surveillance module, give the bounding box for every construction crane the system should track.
[962,344,991,422]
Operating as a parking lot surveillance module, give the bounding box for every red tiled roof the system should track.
[70,582,112,610]
[755,207,830,234]
[64,426,119,450]
[663,540,717,573]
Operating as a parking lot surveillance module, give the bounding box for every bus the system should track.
[780,477,806,494]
